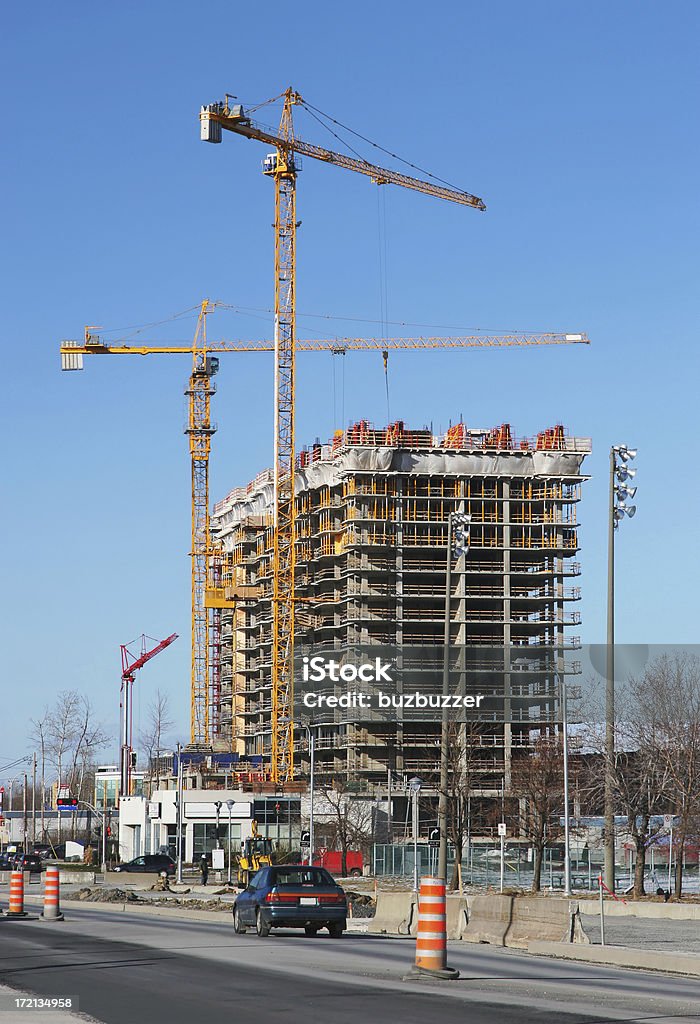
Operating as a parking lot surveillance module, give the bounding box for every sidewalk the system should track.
[0,984,99,1022]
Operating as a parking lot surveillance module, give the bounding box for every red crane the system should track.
[120,633,178,797]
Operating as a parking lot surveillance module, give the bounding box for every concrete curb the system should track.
[22,895,233,924]
[528,940,700,976]
[579,900,700,921]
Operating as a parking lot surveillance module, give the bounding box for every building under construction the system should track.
[210,419,589,812]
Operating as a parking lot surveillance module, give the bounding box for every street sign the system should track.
[663,814,674,828]
[429,827,440,848]
[498,822,507,837]
[300,830,311,845]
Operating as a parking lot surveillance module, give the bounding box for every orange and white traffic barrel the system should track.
[406,876,459,980]
[40,866,64,922]
[6,870,28,919]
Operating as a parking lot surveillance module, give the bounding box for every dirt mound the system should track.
[150,897,230,912]
[75,887,141,903]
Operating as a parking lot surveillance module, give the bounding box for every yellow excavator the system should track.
[237,820,273,886]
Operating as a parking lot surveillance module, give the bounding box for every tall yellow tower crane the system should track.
[199,87,488,782]
[60,325,589,751]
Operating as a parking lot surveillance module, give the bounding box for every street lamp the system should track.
[300,721,317,866]
[408,776,423,891]
[175,743,184,884]
[280,716,319,866]
[214,800,222,849]
[604,444,638,893]
[560,678,571,896]
[226,799,234,884]
[438,512,471,885]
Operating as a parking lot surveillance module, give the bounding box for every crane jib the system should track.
[200,106,486,211]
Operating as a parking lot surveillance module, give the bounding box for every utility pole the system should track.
[22,774,28,851]
[32,754,37,846]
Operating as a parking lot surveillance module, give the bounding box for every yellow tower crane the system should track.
[61,321,589,753]
[199,87,488,783]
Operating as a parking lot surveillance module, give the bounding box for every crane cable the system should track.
[300,100,470,196]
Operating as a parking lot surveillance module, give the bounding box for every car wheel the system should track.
[328,922,344,938]
[255,910,271,938]
[304,925,319,937]
[350,868,362,877]
[233,906,247,934]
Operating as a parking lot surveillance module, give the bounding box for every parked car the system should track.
[12,853,44,873]
[32,845,57,860]
[233,864,347,938]
[113,854,176,875]
[0,851,15,870]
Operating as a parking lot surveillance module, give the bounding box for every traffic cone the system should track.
[40,866,64,922]
[6,870,28,919]
[405,876,459,980]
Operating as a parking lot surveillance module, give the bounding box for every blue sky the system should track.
[2,1,698,766]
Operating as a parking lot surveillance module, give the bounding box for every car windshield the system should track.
[272,868,334,887]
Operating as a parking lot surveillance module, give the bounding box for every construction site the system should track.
[59,89,591,833]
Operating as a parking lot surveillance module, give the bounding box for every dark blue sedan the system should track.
[232,864,347,937]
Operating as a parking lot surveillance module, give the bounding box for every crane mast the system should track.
[185,301,218,743]
[120,632,178,796]
[265,91,300,781]
[200,86,486,783]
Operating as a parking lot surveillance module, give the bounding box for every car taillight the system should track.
[319,893,346,905]
[265,891,298,903]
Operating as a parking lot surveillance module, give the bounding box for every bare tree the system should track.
[315,781,374,875]
[31,690,108,841]
[581,668,671,898]
[511,734,565,892]
[637,652,700,897]
[138,689,174,795]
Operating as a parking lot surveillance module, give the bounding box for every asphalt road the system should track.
[2,906,700,1024]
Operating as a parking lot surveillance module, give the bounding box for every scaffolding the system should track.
[211,420,590,796]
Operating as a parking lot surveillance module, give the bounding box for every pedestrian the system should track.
[200,853,209,886]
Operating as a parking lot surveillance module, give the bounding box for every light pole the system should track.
[438,512,471,885]
[214,800,222,848]
[560,677,571,896]
[300,721,317,866]
[408,776,423,891]
[280,715,319,865]
[604,444,637,893]
[226,799,234,884]
[175,743,184,884]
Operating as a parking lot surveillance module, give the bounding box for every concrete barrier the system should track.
[445,895,469,940]
[103,872,165,889]
[504,897,587,949]
[367,891,416,935]
[460,894,513,946]
[58,871,96,885]
[458,894,587,948]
